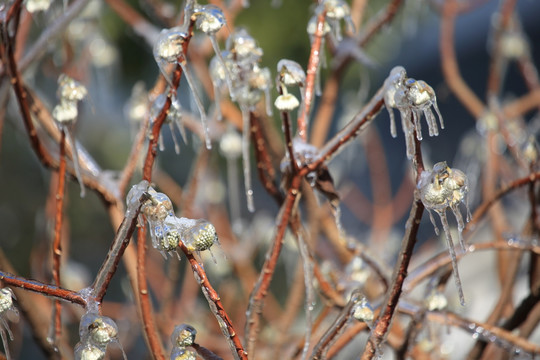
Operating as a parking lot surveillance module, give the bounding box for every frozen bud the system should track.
[384,66,407,109]
[181,220,218,253]
[322,0,351,20]
[53,101,79,123]
[79,313,118,347]
[154,27,187,63]
[406,79,433,106]
[426,291,448,311]
[171,324,197,348]
[24,0,52,12]
[159,227,180,253]
[58,74,87,102]
[142,188,174,222]
[352,302,374,323]
[275,94,300,111]
[170,347,197,360]
[226,28,262,60]
[220,129,243,159]
[125,82,149,124]
[248,66,272,91]
[75,343,105,360]
[0,288,14,314]
[306,15,331,37]
[193,4,226,35]
[418,162,467,211]
[522,136,538,165]
[500,31,528,59]
[277,59,305,87]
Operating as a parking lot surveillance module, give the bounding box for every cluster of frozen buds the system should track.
[418,161,471,305]
[131,186,219,260]
[384,66,444,159]
[74,312,124,360]
[51,74,88,197]
[0,288,18,360]
[170,324,197,360]
[210,28,272,212]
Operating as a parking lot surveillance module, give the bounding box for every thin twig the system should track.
[52,128,67,342]
[298,10,326,142]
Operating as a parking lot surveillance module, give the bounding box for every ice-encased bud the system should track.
[154,27,187,63]
[306,15,331,37]
[24,0,52,12]
[171,324,197,348]
[317,0,355,40]
[125,81,149,125]
[352,301,374,323]
[75,343,105,360]
[275,94,300,111]
[158,226,180,253]
[53,101,79,123]
[193,4,226,35]
[220,129,243,159]
[142,189,174,222]
[79,313,119,347]
[181,219,218,253]
[426,290,448,311]
[0,288,14,314]
[170,347,197,360]
[277,59,305,87]
[226,28,262,61]
[418,162,468,211]
[58,74,88,102]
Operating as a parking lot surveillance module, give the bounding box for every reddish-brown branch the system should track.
[245,174,302,356]
[0,271,86,306]
[440,0,485,119]
[179,243,248,359]
[298,10,326,142]
[52,129,67,341]
[361,132,425,360]
[404,241,540,293]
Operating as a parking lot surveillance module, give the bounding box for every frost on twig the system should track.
[384,66,444,159]
[74,312,126,360]
[0,288,18,360]
[140,187,221,261]
[52,74,88,197]
[418,162,471,305]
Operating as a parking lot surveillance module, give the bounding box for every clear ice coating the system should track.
[418,162,471,305]
[140,187,219,259]
[0,287,18,360]
[52,74,88,197]
[169,324,197,360]
[384,66,444,159]
[316,0,355,41]
[277,59,306,87]
[150,94,186,154]
[153,27,211,149]
[75,312,125,360]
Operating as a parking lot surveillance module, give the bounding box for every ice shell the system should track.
[0,288,14,314]
[181,220,218,252]
[79,312,118,347]
[154,27,186,63]
[58,74,88,102]
[194,4,226,35]
[277,59,306,87]
[171,324,197,348]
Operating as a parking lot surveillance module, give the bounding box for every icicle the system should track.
[0,288,17,360]
[220,129,243,223]
[241,106,255,212]
[178,61,211,149]
[297,232,315,360]
[438,210,465,305]
[418,162,470,306]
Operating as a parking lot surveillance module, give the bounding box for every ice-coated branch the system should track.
[92,181,150,303]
